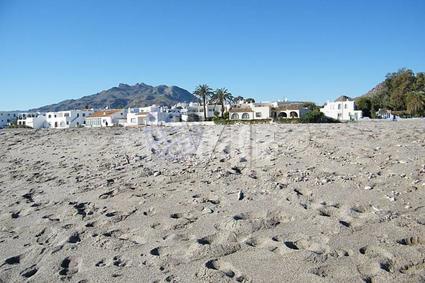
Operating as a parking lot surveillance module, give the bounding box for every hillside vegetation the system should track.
[356,69,425,117]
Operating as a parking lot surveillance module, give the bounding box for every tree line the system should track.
[356,68,425,117]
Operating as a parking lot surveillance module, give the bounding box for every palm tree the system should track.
[212,88,234,117]
[193,84,213,121]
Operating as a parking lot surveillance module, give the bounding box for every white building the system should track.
[0,111,20,128]
[17,114,47,129]
[320,96,362,121]
[179,102,222,122]
[271,102,311,119]
[126,105,181,126]
[85,109,127,127]
[229,102,310,121]
[45,110,93,128]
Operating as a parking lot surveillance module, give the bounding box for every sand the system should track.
[0,120,424,282]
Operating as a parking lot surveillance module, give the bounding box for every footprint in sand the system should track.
[205,259,250,282]
[400,259,425,275]
[59,256,81,277]
[187,232,241,260]
[67,232,81,244]
[2,255,21,266]
[397,235,424,246]
[20,265,38,278]
[359,245,395,273]
[112,255,130,267]
[217,210,293,239]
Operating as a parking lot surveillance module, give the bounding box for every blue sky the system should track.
[1,0,425,110]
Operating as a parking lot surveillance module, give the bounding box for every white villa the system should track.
[126,105,181,126]
[16,110,94,129]
[320,96,362,121]
[179,102,224,121]
[85,109,127,127]
[45,110,93,128]
[229,102,310,121]
[17,113,47,128]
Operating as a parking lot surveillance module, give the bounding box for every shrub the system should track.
[276,118,300,124]
[299,110,340,123]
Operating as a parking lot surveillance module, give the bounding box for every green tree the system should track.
[299,110,339,123]
[386,68,415,110]
[356,97,372,117]
[415,72,425,92]
[245,98,256,103]
[211,88,234,117]
[233,96,245,103]
[193,84,213,121]
[405,91,425,116]
[302,102,319,111]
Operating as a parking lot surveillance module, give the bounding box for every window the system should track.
[256,112,262,118]
[242,113,250,120]
[64,113,70,117]
[76,113,79,117]
[344,104,347,109]
[83,113,86,117]
[338,104,341,110]
[48,115,51,118]
[289,111,298,118]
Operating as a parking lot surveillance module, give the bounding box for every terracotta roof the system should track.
[87,109,122,118]
[273,103,304,111]
[229,107,254,113]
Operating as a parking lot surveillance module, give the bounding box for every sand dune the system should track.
[0,120,424,282]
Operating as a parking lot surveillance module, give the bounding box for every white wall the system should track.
[46,110,93,128]
[251,106,271,119]
[26,116,47,129]
[86,110,126,127]
[320,101,362,121]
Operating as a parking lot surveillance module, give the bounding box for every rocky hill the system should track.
[30,83,197,112]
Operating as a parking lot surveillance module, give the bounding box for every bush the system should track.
[276,118,300,124]
[299,111,340,123]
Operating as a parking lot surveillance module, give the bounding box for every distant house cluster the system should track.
[0,96,367,129]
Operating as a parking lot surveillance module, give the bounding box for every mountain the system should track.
[356,82,386,99]
[30,83,198,112]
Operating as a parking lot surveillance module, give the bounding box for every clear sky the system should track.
[1,0,425,110]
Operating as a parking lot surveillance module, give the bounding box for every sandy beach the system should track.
[0,120,424,282]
